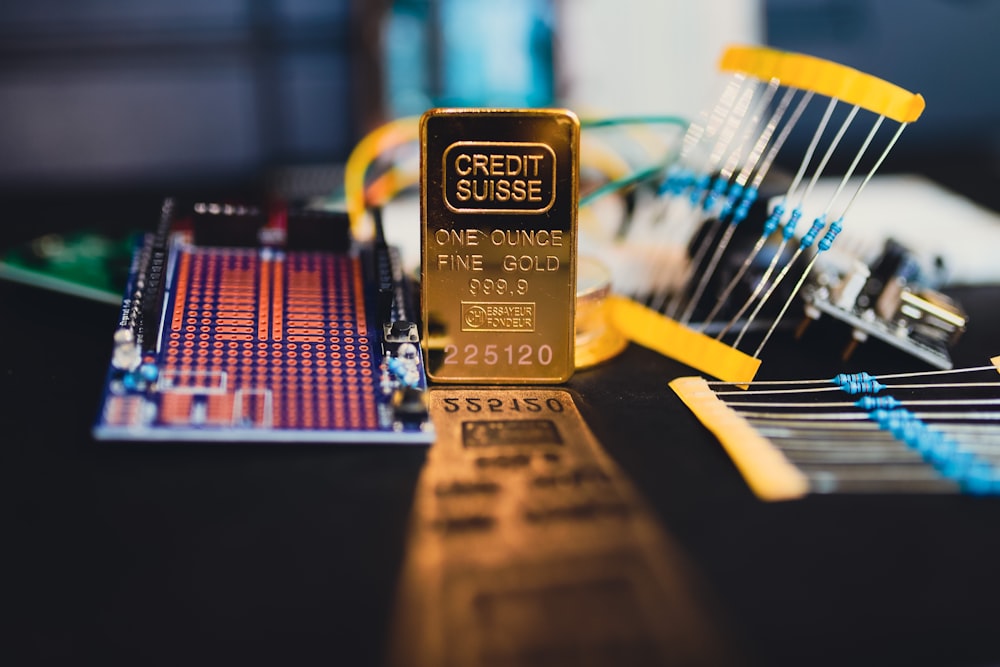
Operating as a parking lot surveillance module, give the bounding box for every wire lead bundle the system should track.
[670,357,1000,500]
[610,45,925,383]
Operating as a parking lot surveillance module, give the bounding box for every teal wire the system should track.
[580,115,689,130]
[577,115,688,207]
[579,163,667,208]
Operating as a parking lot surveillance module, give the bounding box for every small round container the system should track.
[575,256,628,369]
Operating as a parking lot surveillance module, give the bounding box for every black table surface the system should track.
[5,190,1000,667]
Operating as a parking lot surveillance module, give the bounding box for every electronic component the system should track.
[589,45,925,383]
[420,108,580,383]
[285,208,351,252]
[93,199,433,444]
[671,357,1000,499]
[191,201,266,247]
[800,240,967,368]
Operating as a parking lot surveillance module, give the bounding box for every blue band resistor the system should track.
[799,215,827,249]
[898,422,932,446]
[868,407,1000,494]
[657,165,680,195]
[689,173,712,205]
[729,185,758,226]
[781,207,803,240]
[702,175,730,212]
[869,407,907,424]
[675,169,695,196]
[762,203,785,236]
[924,436,959,467]
[855,395,901,410]
[818,219,843,252]
[832,371,876,387]
[963,462,1000,496]
[659,166,692,196]
[939,448,977,477]
[837,378,887,395]
[718,182,745,220]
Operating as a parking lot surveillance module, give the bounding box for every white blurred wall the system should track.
[556,0,763,117]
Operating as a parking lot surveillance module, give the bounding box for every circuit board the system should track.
[93,199,433,444]
[0,230,133,304]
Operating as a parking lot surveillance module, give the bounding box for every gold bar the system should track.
[421,108,579,383]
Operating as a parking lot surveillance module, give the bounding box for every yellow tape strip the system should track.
[718,44,783,80]
[718,44,925,123]
[670,376,809,501]
[992,355,1000,373]
[609,295,761,384]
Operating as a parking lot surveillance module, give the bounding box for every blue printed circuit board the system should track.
[93,199,433,444]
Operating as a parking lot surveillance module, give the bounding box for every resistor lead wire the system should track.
[749,242,835,358]
[658,74,745,202]
[661,216,724,317]
[671,93,836,322]
[716,103,857,340]
[748,419,887,431]
[819,115,886,218]
[751,91,815,193]
[725,106,862,347]
[679,82,792,325]
[708,363,1000,388]
[752,425,1000,456]
[733,409,1000,422]
[732,115,888,345]
[714,78,782,200]
[639,74,753,305]
[714,381,1000,397]
[728,398,1000,410]
[913,412,1000,422]
[659,81,764,316]
[736,87,799,192]
[748,121,908,357]
[746,418,1000,439]
[832,122,909,222]
[696,91,817,330]
[779,97,841,218]
[791,104,861,213]
[692,81,760,203]
[727,242,803,348]
[642,74,748,252]
[747,422,1000,443]
[732,410,876,421]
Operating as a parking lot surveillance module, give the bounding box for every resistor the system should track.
[855,395,902,410]
[701,175,730,212]
[832,371,876,386]
[838,378,887,395]
[688,173,713,206]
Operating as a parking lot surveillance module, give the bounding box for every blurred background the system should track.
[1,0,999,213]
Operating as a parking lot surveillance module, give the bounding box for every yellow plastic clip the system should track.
[718,44,783,79]
[718,44,925,124]
[991,355,1000,374]
[609,295,761,384]
[670,376,809,501]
